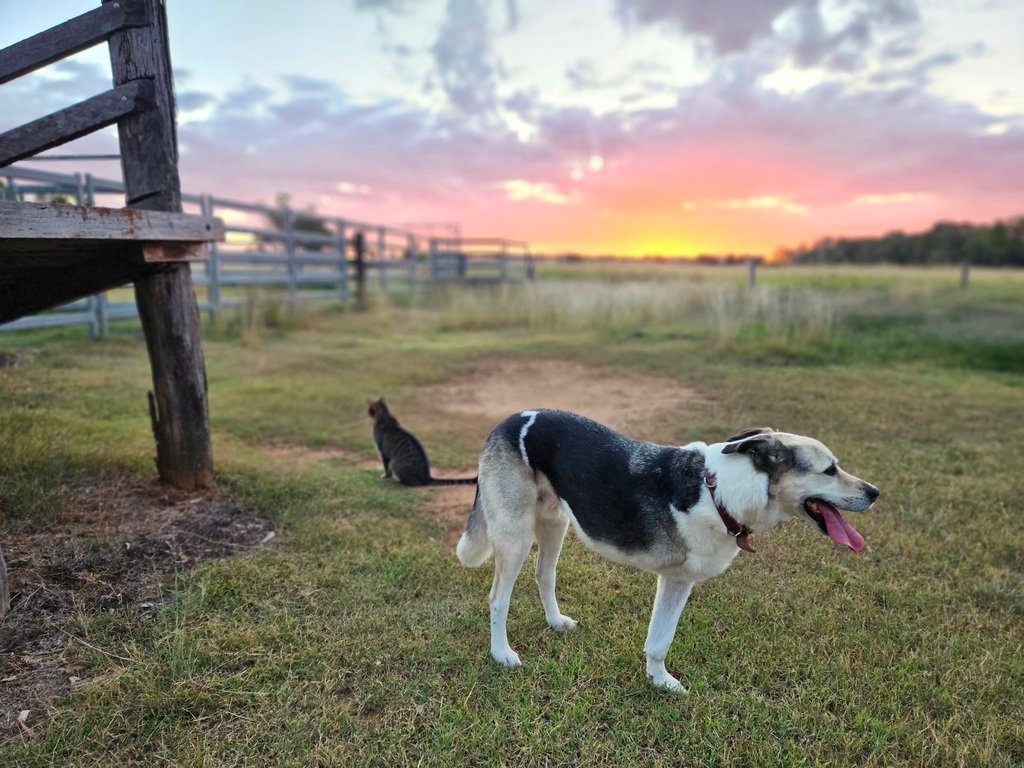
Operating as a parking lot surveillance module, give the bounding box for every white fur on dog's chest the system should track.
[664,499,743,581]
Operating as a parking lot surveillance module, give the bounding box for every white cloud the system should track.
[678,196,807,214]
[712,196,809,214]
[337,181,372,195]
[502,180,573,205]
[851,192,933,205]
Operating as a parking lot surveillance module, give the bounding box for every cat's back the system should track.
[375,414,432,485]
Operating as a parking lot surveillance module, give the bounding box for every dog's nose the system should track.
[864,484,880,503]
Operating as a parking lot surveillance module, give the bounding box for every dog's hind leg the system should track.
[534,510,577,632]
[489,538,531,667]
[644,575,694,693]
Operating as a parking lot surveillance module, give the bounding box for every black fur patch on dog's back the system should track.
[497,410,704,551]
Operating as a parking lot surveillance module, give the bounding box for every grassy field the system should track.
[1,263,1023,766]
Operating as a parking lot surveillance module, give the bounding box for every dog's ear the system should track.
[722,434,769,455]
[722,427,774,445]
[723,433,794,476]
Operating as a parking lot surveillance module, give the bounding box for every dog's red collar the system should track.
[703,468,756,553]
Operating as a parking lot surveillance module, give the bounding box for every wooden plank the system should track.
[0,80,154,167]
[0,200,223,242]
[0,0,149,85]
[109,0,213,490]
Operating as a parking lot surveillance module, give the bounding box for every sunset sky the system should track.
[2,0,1023,257]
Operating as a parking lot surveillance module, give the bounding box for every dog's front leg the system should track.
[644,575,693,693]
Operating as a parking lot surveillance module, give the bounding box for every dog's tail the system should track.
[455,486,492,567]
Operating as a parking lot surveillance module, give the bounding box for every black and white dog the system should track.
[456,409,879,692]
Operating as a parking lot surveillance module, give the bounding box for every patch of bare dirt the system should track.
[0,477,273,741]
[414,357,700,433]
[412,356,705,545]
[264,443,375,469]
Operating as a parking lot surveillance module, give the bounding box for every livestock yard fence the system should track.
[1,165,533,335]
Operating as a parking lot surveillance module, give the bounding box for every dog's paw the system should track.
[647,671,688,694]
[491,647,522,667]
[548,614,578,633]
[646,661,688,694]
[651,674,688,695]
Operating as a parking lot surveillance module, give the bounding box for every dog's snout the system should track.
[864,483,880,503]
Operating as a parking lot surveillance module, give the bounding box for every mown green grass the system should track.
[1,265,1023,766]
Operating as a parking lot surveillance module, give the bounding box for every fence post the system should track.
[406,234,417,290]
[82,173,109,334]
[202,195,221,319]
[748,259,757,289]
[282,206,297,304]
[336,220,348,302]
[70,172,99,338]
[97,293,109,336]
[377,226,387,294]
[960,262,970,289]
[108,0,213,490]
[429,238,438,281]
[353,230,366,306]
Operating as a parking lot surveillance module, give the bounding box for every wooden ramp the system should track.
[0,201,223,323]
[0,0,221,493]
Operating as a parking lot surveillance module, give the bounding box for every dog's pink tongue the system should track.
[819,502,866,553]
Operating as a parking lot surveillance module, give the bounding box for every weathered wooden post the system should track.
[748,258,757,289]
[335,219,348,301]
[107,0,212,489]
[377,226,388,293]
[960,261,971,289]
[353,229,367,306]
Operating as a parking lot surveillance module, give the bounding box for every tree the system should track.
[780,215,1024,265]
[268,192,332,252]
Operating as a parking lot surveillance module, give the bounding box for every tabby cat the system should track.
[367,397,477,486]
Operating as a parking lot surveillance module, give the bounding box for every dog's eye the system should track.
[823,463,837,476]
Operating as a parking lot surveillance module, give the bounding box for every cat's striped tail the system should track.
[456,487,492,567]
[429,475,478,486]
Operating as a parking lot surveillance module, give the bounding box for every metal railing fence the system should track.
[1,165,533,334]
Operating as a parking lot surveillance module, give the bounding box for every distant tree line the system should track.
[781,216,1024,266]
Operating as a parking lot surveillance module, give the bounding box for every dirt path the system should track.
[413,357,698,433]
[412,357,702,542]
